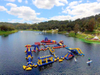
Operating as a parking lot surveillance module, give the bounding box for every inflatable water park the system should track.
[23,37,85,71]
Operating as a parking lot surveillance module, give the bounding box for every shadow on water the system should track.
[2,34,9,37]
[38,63,53,71]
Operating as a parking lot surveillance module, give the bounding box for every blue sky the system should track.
[0,0,100,23]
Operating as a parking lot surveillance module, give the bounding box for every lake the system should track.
[0,31,100,75]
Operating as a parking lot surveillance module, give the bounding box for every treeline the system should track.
[0,14,100,32]
[0,25,15,31]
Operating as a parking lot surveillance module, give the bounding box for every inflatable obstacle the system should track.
[58,51,74,62]
[23,44,34,71]
[66,47,84,56]
[25,48,33,59]
[53,45,66,49]
[53,41,67,49]
[48,47,55,53]
[31,44,40,52]
[59,56,65,62]
[48,47,59,62]
[23,57,34,71]
[25,44,31,48]
[64,51,74,60]
[37,55,54,67]
[41,37,57,45]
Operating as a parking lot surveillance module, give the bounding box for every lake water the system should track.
[0,31,100,75]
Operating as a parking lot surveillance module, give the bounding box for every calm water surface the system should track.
[0,31,100,75]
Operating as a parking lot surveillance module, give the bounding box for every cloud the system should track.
[18,0,22,3]
[25,0,28,4]
[97,0,100,2]
[69,1,78,6]
[0,6,7,11]
[49,15,72,21]
[7,4,47,23]
[32,0,68,9]
[62,2,100,20]
[4,0,15,2]
[6,3,17,7]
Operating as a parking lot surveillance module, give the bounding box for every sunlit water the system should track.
[0,31,100,75]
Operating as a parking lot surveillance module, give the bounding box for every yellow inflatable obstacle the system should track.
[25,55,33,59]
[48,47,55,53]
[59,57,64,62]
[23,64,34,71]
[69,48,84,56]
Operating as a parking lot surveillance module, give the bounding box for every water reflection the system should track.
[38,63,53,71]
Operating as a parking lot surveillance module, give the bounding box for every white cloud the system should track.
[32,0,68,9]
[7,5,47,23]
[69,1,78,6]
[18,0,22,3]
[25,0,28,4]
[97,0,100,2]
[4,0,15,2]
[0,6,7,11]
[62,2,100,20]
[49,15,72,21]
[6,3,17,7]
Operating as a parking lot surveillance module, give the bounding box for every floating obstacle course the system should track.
[23,37,84,71]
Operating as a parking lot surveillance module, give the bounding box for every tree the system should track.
[97,17,100,23]
[0,25,8,31]
[87,18,95,32]
[74,24,79,35]
[67,27,71,33]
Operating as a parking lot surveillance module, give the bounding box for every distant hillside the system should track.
[0,14,100,32]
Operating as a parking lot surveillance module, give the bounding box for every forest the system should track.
[0,14,100,34]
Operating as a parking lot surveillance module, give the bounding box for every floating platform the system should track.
[37,55,54,67]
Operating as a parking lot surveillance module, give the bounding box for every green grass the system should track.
[58,31,67,34]
[0,30,18,35]
[67,31,100,44]
[18,29,40,31]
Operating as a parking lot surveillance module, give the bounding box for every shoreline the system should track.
[65,31,100,44]
[1,29,100,44]
[0,30,18,35]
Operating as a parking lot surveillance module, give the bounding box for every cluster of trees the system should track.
[0,14,100,33]
[0,25,15,31]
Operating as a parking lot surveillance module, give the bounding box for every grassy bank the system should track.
[0,30,18,35]
[67,31,100,44]
[58,31,67,34]
[43,29,58,33]
[18,29,40,31]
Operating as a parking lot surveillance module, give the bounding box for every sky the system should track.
[0,0,100,24]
